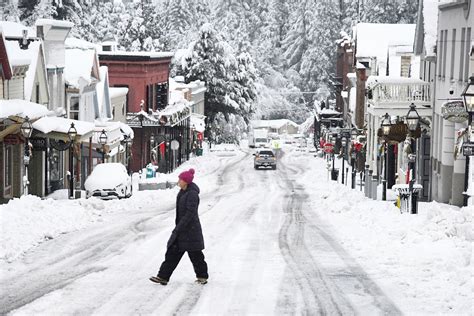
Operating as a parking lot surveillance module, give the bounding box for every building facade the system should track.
[431,0,473,206]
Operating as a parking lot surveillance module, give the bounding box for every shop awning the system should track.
[0,99,52,120]
[32,116,95,142]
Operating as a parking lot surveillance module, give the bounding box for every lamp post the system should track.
[406,103,420,214]
[20,116,33,196]
[350,128,358,189]
[68,122,78,199]
[381,113,391,201]
[99,129,108,163]
[461,76,474,206]
[341,136,347,184]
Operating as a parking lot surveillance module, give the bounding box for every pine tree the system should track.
[0,3,22,22]
[184,23,256,128]
[22,1,56,27]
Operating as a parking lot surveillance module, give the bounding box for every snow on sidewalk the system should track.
[289,152,472,315]
[0,149,225,263]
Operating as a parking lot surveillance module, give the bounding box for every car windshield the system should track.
[255,138,267,143]
[258,151,274,156]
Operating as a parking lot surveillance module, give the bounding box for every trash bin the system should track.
[392,184,422,214]
[331,168,339,181]
[146,165,155,178]
[196,148,203,156]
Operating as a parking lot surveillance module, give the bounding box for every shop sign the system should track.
[441,100,468,123]
[323,143,333,153]
[463,142,474,156]
[30,138,47,151]
[4,134,21,145]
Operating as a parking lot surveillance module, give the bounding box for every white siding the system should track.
[7,78,24,99]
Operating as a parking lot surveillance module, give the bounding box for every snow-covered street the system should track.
[0,146,471,315]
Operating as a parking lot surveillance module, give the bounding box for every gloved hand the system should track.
[167,230,177,249]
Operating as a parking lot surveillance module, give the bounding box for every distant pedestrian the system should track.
[149,168,208,285]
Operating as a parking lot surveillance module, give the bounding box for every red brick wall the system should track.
[100,59,171,113]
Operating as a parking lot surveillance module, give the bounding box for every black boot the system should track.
[149,276,168,285]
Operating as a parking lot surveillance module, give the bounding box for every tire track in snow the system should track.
[166,152,260,314]
[276,152,401,315]
[276,160,355,315]
[0,207,174,314]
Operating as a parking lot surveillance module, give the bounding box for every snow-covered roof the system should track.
[65,37,99,50]
[298,116,314,134]
[99,51,174,59]
[161,97,190,116]
[3,38,32,67]
[32,116,94,136]
[0,99,51,120]
[65,45,97,88]
[319,108,342,116]
[366,76,426,87]
[35,19,74,28]
[119,121,134,139]
[109,87,128,99]
[0,21,36,38]
[4,39,43,100]
[251,119,298,129]
[355,23,416,63]
[190,113,206,133]
[93,121,122,145]
[96,66,111,120]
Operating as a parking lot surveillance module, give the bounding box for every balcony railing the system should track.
[368,82,432,105]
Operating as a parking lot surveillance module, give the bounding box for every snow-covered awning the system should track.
[190,113,206,133]
[119,122,134,139]
[92,121,122,146]
[32,117,95,142]
[0,99,51,120]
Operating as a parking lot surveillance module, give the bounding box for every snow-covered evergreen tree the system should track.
[0,3,22,22]
[184,23,256,131]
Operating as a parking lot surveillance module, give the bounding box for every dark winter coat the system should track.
[167,182,204,251]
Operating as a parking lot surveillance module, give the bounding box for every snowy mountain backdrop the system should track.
[1,0,418,130]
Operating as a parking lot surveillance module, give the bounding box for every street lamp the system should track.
[461,76,474,206]
[67,122,77,199]
[380,113,392,201]
[20,116,33,196]
[99,129,108,163]
[406,103,420,132]
[341,136,347,185]
[350,128,358,189]
[381,113,391,136]
[406,103,420,214]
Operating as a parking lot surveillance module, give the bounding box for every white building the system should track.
[431,0,473,206]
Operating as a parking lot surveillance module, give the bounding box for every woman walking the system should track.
[150,168,208,285]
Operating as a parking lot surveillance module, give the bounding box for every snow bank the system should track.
[0,145,223,263]
[294,153,472,315]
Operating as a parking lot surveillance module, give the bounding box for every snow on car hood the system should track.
[84,163,128,191]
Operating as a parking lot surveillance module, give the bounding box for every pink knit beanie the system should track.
[178,168,195,184]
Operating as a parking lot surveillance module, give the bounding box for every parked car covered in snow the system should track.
[85,163,132,199]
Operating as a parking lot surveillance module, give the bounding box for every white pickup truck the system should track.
[249,129,269,148]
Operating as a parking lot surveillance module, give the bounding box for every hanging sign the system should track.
[462,142,474,156]
[50,139,72,151]
[3,134,21,145]
[441,100,468,123]
[30,138,47,151]
[323,143,333,153]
